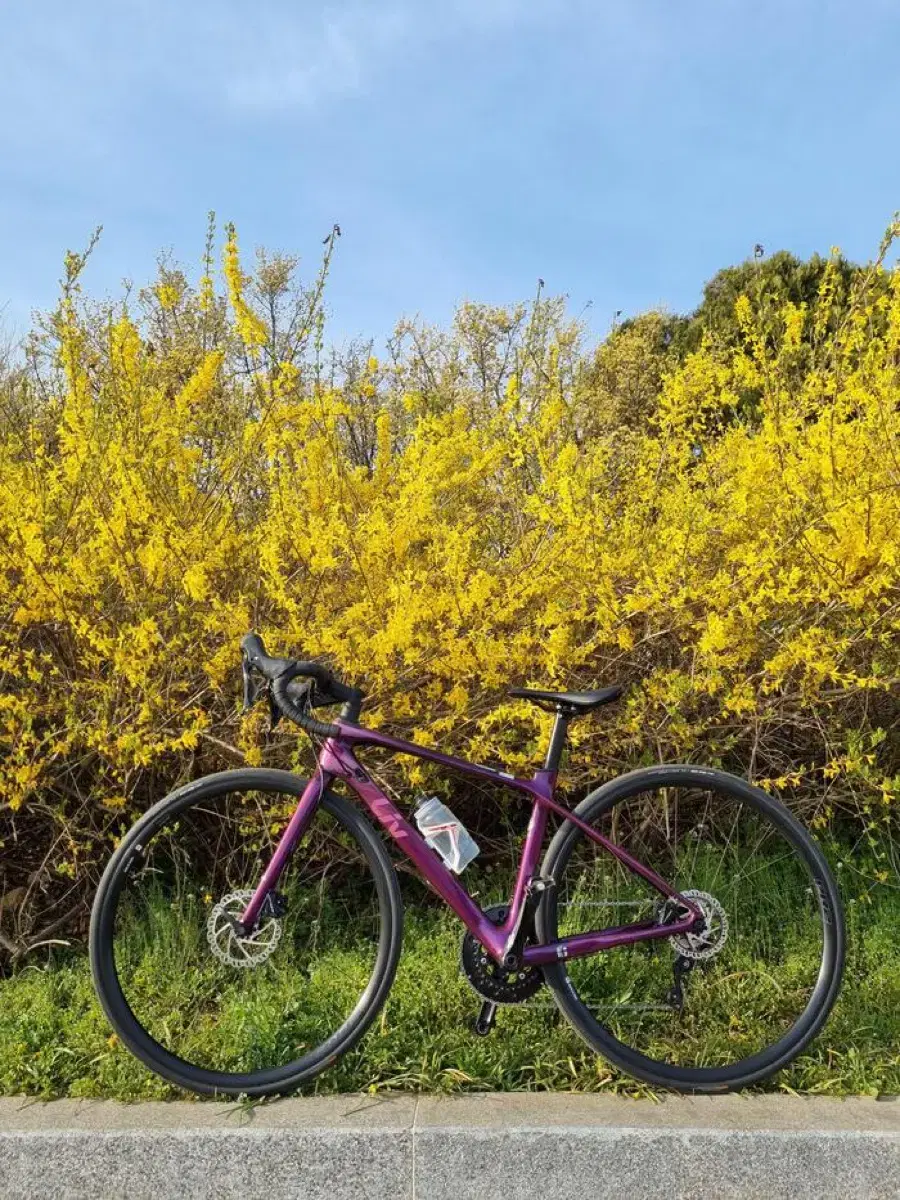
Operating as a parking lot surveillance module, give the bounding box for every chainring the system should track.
[461,904,543,1004]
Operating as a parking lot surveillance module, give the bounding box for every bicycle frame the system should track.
[241,719,701,966]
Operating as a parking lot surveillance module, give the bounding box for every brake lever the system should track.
[241,655,266,713]
[267,689,281,731]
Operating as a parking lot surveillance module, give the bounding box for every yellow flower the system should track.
[223,224,267,350]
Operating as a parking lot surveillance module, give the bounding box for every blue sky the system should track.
[2,0,899,346]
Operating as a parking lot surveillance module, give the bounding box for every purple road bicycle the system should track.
[90,633,844,1096]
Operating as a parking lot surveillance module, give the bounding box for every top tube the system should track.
[332,718,556,801]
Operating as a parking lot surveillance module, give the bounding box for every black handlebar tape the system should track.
[272,673,340,738]
[242,631,362,726]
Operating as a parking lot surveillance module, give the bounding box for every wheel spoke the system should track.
[543,770,841,1087]
[98,780,398,1093]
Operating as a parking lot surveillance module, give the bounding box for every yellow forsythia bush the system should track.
[1,220,898,952]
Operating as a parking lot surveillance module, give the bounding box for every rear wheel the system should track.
[536,765,844,1091]
[90,768,402,1096]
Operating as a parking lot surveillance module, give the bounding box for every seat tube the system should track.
[544,708,570,773]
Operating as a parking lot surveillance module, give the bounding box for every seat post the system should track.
[543,707,571,773]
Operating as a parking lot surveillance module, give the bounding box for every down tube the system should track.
[343,772,511,962]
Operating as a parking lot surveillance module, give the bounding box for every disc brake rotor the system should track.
[207,889,283,969]
[657,889,729,961]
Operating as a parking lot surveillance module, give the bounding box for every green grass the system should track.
[0,873,897,1100]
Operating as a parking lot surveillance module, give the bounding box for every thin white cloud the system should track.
[225,4,409,111]
[224,0,566,113]
[0,0,606,153]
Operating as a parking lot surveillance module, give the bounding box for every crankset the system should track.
[461,903,544,1036]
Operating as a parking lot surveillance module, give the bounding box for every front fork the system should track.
[237,771,328,933]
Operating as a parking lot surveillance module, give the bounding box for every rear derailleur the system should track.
[665,954,694,1015]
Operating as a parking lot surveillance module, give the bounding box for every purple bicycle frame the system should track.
[241,719,700,966]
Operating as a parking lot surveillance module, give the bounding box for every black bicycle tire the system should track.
[535,765,845,1092]
[89,768,403,1097]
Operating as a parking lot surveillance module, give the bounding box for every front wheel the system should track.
[536,766,844,1092]
[90,768,403,1096]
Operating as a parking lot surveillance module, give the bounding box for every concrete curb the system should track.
[0,1094,897,1199]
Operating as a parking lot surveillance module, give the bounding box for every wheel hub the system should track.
[657,889,728,961]
[207,889,283,969]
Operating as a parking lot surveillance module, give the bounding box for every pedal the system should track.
[474,1001,498,1037]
